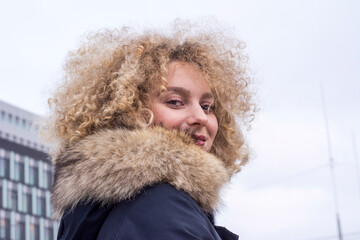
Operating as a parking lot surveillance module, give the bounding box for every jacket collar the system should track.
[52,127,230,220]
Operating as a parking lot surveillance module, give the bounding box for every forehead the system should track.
[166,62,211,92]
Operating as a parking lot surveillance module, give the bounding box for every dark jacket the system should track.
[57,184,238,240]
[52,127,239,240]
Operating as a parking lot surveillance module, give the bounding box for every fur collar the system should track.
[52,127,230,220]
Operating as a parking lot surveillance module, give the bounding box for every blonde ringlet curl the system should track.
[43,19,256,177]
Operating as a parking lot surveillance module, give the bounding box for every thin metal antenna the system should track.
[320,81,343,240]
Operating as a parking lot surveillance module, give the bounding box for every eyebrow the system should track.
[167,87,190,96]
[167,87,214,100]
[201,92,214,100]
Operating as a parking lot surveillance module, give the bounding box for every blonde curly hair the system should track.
[44,20,255,176]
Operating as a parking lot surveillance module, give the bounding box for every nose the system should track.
[186,104,208,127]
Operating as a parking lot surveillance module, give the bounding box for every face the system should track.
[151,62,218,152]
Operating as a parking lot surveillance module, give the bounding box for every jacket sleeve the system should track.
[97,184,222,240]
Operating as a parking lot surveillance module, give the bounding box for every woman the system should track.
[46,21,255,240]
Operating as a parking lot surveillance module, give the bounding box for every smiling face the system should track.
[151,62,218,152]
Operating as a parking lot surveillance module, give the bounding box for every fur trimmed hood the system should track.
[51,127,230,220]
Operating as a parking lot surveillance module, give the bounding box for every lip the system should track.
[192,134,206,147]
[193,134,206,141]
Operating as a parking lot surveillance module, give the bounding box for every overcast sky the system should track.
[1,0,359,239]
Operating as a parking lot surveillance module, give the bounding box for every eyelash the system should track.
[166,99,215,113]
[202,104,215,113]
[166,99,184,107]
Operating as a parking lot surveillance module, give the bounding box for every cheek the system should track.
[152,106,183,130]
[209,116,219,137]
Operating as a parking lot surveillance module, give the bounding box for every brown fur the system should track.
[52,127,230,220]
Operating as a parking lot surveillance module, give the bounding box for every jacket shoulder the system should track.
[98,183,221,240]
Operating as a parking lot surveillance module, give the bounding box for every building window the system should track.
[46,170,52,188]
[0,217,10,239]
[15,116,20,126]
[1,149,10,178]
[15,219,25,240]
[23,189,32,214]
[0,156,7,178]
[29,165,38,186]
[0,111,5,121]
[43,164,53,189]
[44,226,53,240]
[8,113,12,123]
[0,184,2,208]
[8,189,17,211]
[37,195,46,217]
[14,160,24,182]
[30,222,39,240]
[22,119,27,128]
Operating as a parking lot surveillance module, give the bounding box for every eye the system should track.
[166,99,184,107]
[201,104,215,113]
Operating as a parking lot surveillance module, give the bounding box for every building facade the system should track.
[0,100,58,240]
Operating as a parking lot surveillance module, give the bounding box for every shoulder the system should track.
[98,183,221,240]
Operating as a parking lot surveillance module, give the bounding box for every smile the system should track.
[192,134,206,147]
